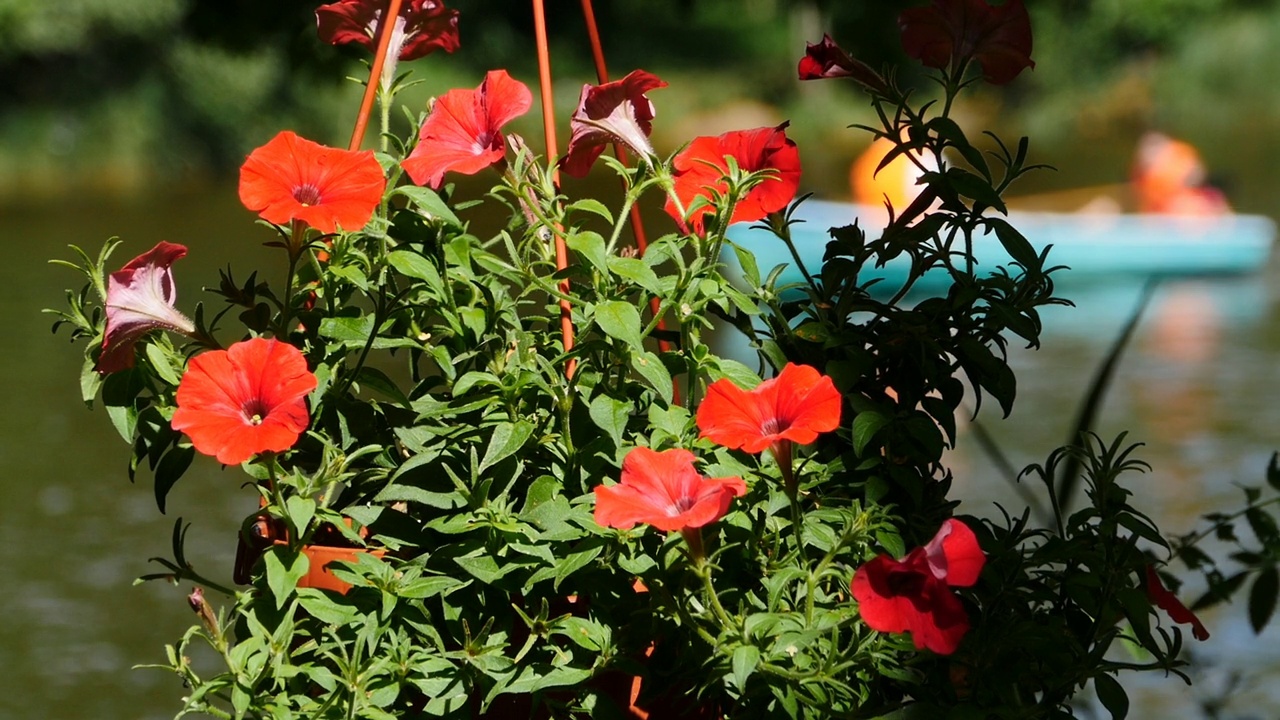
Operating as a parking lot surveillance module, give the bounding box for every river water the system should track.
[7,182,1280,719]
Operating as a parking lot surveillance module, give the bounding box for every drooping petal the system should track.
[171,338,318,466]
[561,69,667,178]
[238,131,386,234]
[593,447,746,533]
[1145,565,1210,641]
[698,363,840,454]
[665,123,801,234]
[898,0,1034,85]
[797,34,887,93]
[98,242,196,374]
[402,70,532,188]
[921,518,986,587]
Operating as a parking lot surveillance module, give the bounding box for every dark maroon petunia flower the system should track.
[561,69,667,178]
[852,519,986,655]
[899,0,1034,85]
[316,0,459,62]
[798,34,887,93]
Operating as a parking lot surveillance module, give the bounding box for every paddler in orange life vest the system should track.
[1131,131,1231,216]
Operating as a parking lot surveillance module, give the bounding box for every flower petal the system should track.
[402,70,532,188]
[593,447,745,533]
[561,69,666,178]
[922,518,986,587]
[1145,565,1210,641]
[172,338,317,466]
[238,131,385,234]
[98,242,196,374]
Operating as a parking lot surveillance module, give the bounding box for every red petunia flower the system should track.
[797,34,887,94]
[697,363,841,455]
[593,447,746,534]
[1144,565,1210,641]
[97,242,197,374]
[664,123,801,234]
[400,70,532,189]
[852,519,986,655]
[238,131,386,235]
[316,0,460,62]
[899,0,1034,85]
[171,338,318,466]
[561,69,667,178]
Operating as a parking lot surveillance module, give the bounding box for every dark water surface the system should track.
[8,185,1280,719]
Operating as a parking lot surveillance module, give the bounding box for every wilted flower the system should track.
[171,338,318,466]
[98,242,196,374]
[561,69,667,178]
[852,519,986,655]
[401,69,532,188]
[238,131,386,235]
[664,123,801,234]
[898,0,1035,85]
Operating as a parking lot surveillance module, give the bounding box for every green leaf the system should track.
[567,198,613,224]
[986,217,1041,271]
[565,231,608,275]
[607,257,664,296]
[264,546,309,610]
[729,240,761,289]
[387,249,443,286]
[479,421,535,473]
[710,358,761,389]
[295,588,358,625]
[395,185,461,226]
[319,315,375,348]
[731,645,760,690]
[852,411,891,455]
[153,445,194,514]
[353,367,411,407]
[554,545,602,590]
[593,300,644,348]
[144,343,183,386]
[588,393,631,449]
[631,351,673,402]
[1249,565,1279,633]
[1093,673,1129,720]
[396,576,465,599]
[454,555,515,584]
[286,496,316,537]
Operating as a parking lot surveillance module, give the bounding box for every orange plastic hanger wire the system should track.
[532,0,579,377]
[347,0,403,151]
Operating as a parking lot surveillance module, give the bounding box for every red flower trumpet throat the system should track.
[172,338,318,466]
[594,447,746,555]
[697,363,841,491]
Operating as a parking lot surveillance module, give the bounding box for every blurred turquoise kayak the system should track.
[724,199,1276,291]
